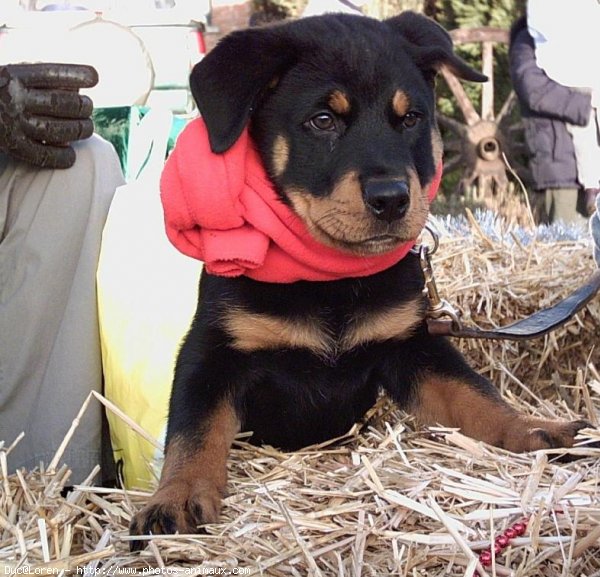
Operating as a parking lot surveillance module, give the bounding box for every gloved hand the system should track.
[0,63,98,169]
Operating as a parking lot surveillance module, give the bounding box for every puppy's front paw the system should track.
[503,418,591,453]
[129,479,222,551]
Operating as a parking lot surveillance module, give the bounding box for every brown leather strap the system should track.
[427,269,600,341]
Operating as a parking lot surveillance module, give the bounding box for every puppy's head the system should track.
[191,12,485,255]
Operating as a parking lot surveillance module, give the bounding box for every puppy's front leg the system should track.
[130,397,240,549]
[413,369,589,452]
[386,332,589,452]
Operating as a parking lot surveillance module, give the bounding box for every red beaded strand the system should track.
[473,517,529,576]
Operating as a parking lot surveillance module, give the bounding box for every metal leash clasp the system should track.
[413,224,463,331]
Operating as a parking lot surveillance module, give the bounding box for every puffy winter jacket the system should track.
[592,196,600,264]
[509,17,592,191]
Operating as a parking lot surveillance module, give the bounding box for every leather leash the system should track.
[415,226,600,341]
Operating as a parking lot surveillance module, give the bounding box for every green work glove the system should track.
[0,63,98,169]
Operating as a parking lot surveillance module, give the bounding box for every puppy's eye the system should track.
[402,112,421,129]
[309,113,336,132]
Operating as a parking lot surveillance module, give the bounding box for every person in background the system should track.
[302,0,368,17]
[592,194,600,265]
[509,16,591,225]
[527,0,599,216]
[249,0,289,27]
[0,63,125,483]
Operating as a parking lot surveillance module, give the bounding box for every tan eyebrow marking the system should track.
[392,89,411,117]
[328,90,351,115]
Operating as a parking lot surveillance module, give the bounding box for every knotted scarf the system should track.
[160,118,442,283]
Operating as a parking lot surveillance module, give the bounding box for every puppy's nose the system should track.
[363,180,410,223]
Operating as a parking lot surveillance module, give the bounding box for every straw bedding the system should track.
[2,211,600,576]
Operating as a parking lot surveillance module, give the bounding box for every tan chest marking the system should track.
[340,300,423,350]
[223,308,334,355]
[223,298,423,357]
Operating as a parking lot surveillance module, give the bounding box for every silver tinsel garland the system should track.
[434,209,598,261]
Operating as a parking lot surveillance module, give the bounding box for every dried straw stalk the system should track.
[2,217,599,576]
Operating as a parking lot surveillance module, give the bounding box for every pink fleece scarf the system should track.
[160,118,442,283]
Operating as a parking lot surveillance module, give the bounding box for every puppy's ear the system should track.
[386,11,487,83]
[190,26,298,153]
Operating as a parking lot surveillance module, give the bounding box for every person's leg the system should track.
[545,187,584,224]
[592,194,600,265]
[0,135,124,483]
[530,190,549,224]
[567,116,600,215]
[584,188,599,215]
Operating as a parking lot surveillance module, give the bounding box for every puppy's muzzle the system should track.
[363,179,410,223]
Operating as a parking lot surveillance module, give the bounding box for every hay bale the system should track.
[437,211,600,403]
[2,213,599,576]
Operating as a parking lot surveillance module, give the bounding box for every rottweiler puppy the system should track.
[130,12,590,545]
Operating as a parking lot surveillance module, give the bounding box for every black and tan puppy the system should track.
[131,12,589,544]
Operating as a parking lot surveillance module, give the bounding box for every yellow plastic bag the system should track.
[97,111,201,488]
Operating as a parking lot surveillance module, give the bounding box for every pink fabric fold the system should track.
[160,118,442,283]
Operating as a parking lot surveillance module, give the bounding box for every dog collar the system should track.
[160,118,442,283]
